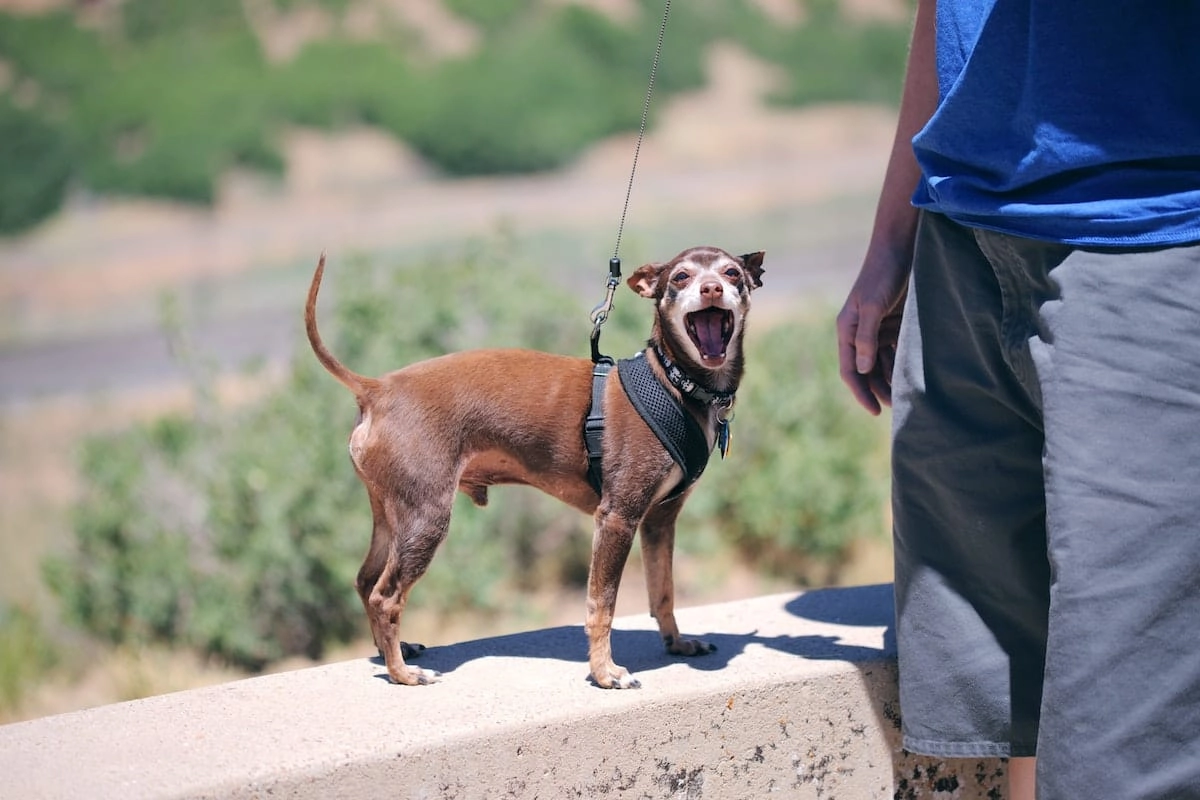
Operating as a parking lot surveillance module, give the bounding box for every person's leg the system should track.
[1008,756,1037,800]
[891,212,1050,758]
[996,237,1200,800]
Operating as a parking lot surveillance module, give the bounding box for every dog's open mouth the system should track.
[686,307,734,366]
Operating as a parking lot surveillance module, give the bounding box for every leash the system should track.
[584,1,673,496]
[589,0,672,365]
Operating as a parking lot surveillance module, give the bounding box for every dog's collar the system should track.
[651,343,736,409]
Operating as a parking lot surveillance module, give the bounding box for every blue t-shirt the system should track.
[911,0,1200,246]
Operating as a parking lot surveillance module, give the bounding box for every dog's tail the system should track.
[305,253,375,397]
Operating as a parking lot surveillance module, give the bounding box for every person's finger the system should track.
[839,338,883,415]
[852,302,884,375]
[835,302,864,380]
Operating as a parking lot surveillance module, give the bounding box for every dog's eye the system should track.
[724,268,742,279]
[671,271,691,284]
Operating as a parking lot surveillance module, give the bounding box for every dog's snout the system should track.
[700,281,724,300]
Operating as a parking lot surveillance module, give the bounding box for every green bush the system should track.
[79,5,279,202]
[120,0,246,43]
[395,5,705,175]
[754,0,910,107]
[0,100,72,235]
[443,0,536,33]
[0,10,103,95]
[269,40,416,130]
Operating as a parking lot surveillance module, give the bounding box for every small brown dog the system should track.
[305,246,765,688]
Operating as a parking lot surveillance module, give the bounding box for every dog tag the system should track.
[717,419,731,459]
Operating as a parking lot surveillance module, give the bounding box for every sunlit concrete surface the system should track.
[0,585,1006,799]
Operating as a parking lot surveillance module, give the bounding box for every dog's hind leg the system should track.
[356,496,391,654]
[356,497,425,662]
[367,496,451,686]
[640,500,715,658]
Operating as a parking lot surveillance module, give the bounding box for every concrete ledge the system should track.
[0,585,1005,799]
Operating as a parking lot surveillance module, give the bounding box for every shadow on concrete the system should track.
[368,583,897,685]
[372,627,862,684]
[784,581,897,657]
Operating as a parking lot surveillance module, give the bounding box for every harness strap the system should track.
[584,358,614,495]
[617,352,711,497]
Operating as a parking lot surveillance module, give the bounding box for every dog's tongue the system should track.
[692,309,726,358]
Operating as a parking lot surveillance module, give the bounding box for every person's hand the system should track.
[836,247,909,415]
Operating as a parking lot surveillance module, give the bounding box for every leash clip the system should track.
[589,258,622,363]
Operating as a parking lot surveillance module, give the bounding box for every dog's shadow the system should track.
[369,584,896,687]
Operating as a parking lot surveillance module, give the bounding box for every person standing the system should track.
[836,1,1200,797]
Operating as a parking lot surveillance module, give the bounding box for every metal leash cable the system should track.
[590,0,672,363]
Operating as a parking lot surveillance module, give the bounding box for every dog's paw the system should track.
[590,665,642,690]
[665,635,716,657]
[388,665,441,686]
[412,666,441,685]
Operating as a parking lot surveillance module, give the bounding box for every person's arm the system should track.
[836,0,938,415]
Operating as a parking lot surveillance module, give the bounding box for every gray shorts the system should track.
[892,211,1200,798]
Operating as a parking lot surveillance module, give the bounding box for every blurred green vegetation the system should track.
[0,602,56,713]
[0,0,909,234]
[44,245,888,670]
[685,312,890,580]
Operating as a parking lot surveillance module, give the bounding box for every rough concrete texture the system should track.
[0,585,1006,799]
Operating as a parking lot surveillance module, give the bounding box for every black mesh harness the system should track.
[584,348,732,500]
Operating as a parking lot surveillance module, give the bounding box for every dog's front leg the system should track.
[641,500,716,658]
[586,501,641,689]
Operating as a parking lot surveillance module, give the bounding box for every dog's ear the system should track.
[739,251,765,289]
[627,262,667,298]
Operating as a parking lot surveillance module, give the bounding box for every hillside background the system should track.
[0,0,906,721]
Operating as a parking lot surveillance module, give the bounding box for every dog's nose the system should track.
[700,281,723,300]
